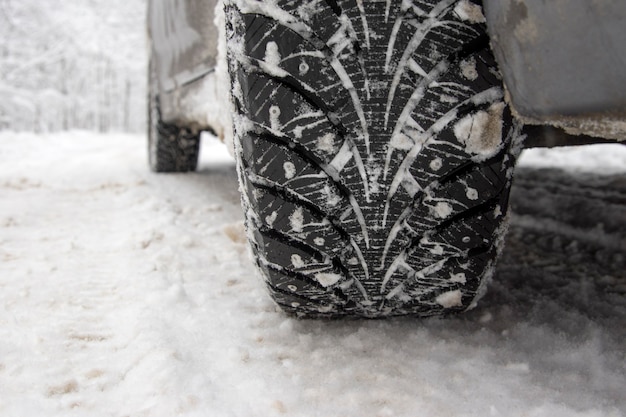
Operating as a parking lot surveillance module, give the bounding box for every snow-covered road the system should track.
[0,132,624,417]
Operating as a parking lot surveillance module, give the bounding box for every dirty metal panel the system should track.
[483,0,626,119]
[148,0,219,93]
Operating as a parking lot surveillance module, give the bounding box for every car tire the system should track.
[225,0,524,317]
[148,58,201,173]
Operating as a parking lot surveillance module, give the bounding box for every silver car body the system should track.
[147,0,229,138]
[484,0,626,141]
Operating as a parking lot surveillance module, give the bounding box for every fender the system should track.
[483,0,626,141]
[147,0,219,127]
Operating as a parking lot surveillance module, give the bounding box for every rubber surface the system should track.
[148,59,201,173]
[226,0,523,317]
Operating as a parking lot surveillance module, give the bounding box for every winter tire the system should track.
[148,58,201,173]
[225,0,523,317]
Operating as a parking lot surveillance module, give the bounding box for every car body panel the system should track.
[484,0,626,140]
[147,0,220,127]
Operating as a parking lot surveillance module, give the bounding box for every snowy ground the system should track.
[0,131,624,417]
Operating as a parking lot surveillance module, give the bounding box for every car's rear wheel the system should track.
[225,0,524,317]
[148,58,201,173]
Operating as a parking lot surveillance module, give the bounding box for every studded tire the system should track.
[225,0,524,317]
[148,58,201,173]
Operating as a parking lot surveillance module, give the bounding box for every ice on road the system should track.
[0,131,624,416]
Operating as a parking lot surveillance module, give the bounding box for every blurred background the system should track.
[0,0,147,133]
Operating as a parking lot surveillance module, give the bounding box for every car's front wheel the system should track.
[148,58,201,173]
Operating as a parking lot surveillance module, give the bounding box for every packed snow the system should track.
[1,131,624,416]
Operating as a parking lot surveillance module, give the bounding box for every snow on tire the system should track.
[225,0,524,317]
[148,58,201,173]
